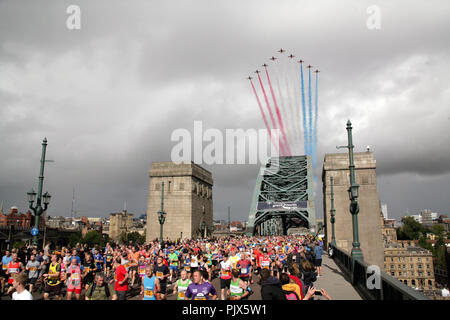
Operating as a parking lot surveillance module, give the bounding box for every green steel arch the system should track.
[246,156,316,236]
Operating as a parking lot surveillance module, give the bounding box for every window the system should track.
[179,183,185,191]
[391,272,395,276]
[155,183,160,191]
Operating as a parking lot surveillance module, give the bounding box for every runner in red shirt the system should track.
[114,257,128,300]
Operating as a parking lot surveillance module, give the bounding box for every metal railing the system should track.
[331,244,430,300]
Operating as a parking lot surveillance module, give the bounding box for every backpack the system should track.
[283,290,299,300]
[88,282,111,300]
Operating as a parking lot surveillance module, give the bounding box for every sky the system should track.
[0,0,449,223]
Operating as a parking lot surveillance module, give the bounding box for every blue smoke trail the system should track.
[300,63,308,156]
[313,71,318,168]
[308,67,313,162]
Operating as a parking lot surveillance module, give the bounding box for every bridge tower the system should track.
[246,156,316,236]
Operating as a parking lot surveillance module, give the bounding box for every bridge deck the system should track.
[314,254,362,300]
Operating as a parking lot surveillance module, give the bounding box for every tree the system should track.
[397,217,425,240]
[82,230,104,247]
[68,232,82,247]
[431,224,444,237]
[119,231,145,245]
[418,236,432,251]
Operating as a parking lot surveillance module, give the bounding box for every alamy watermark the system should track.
[366,5,381,30]
[367,265,381,289]
[171,121,281,174]
[66,5,81,30]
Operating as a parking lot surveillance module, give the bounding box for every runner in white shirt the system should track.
[11,272,33,300]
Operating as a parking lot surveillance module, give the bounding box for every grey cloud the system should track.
[0,0,449,223]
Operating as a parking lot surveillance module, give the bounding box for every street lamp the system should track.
[208,224,214,237]
[157,181,166,246]
[330,176,337,248]
[28,138,52,247]
[336,120,363,264]
[201,220,206,238]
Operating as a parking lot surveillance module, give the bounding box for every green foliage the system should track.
[418,236,432,251]
[434,245,447,269]
[397,217,425,240]
[68,232,82,247]
[82,230,104,247]
[13,241,26,249]
[431,224,444,237]
[119,231,145,245]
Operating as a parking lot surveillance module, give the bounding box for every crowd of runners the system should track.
[0,234,331,300]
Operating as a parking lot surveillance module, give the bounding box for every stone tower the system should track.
[109,210,134,242]
[146,162,213,241]
[322,152,384,267]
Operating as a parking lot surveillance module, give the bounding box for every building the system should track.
[384,241,435,291]
[381,203,388,220]
[109,210,134,242]
[421,209,434,226]
[146,162,213,241]
[382,213,398,245]
[0,207,45,229]
[322,152,384,267]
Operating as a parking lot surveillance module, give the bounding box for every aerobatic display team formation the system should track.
[248,48,319,169]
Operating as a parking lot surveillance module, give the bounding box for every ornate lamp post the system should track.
[201,220,206,239]
[157,181,166,246]
[337,120,363,263]
[27,138,52,247]
[208,224,214,237]
[330,176,337,248]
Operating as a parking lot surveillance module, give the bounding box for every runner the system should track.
[104,248,114,278]
[183,253,191,278]
[65,257,83,300]
[11,273,33,300]
[141,265,158,301]
[154,256,169,300]
[168,248,179,283]
[43,254,62,300]
[1,250,12,293]
[137,255,147,284]
[86,272,117,300]
[185,270,217,300]
[6,253,24,295]
[172,269,191,300]
[228,269,250,300]
[129,247,139,287]
[114,257,128,300]
[83,253,97,291]
[93,248,104,274]
[236,252,252,286]
[219,252,231,300]
[25,254,41,293]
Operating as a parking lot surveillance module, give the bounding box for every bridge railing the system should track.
[331,244,430,300]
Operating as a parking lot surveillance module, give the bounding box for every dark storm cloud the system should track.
[0,0,449,222]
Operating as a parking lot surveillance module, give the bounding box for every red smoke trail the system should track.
[263,65,292,156]
[249,79,281,155]
[256,72,287,156]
